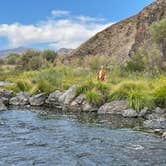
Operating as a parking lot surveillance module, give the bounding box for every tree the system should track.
[150,19,166,58]
[42,50,58,63]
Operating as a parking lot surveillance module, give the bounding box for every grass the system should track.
[1,62,166,111]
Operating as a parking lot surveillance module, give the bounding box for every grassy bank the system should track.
[1,63,166,112]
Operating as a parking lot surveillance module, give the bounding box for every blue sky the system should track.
[0,0,155,50]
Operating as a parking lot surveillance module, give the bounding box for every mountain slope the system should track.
[0,47,30,58]
[70,0,166,63]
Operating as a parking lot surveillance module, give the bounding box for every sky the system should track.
[0,0,155,50]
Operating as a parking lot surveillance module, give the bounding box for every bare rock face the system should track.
[29,93,46,106]
[98,100,128,114]
[9,92,30,106]
[70,0,166,64]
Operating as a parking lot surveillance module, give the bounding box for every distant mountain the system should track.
[70,0,166,63]
[0,47,30,58]
[56,48,74,56]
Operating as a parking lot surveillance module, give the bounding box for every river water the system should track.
[0,109,166,166]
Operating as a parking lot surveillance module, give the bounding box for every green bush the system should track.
[125,53,146,72]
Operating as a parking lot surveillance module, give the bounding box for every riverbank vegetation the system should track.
[0,19,166,112]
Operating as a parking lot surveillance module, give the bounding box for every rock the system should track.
[162,132,166,140]
[154,107,165,114]
[139,107,148,117]
[122,109,138,118]
[154,129,164,135]
[30,93,46,106]
[1,97,9,105]
[9,92,30,106]
[98,100,128,114]
[71,95,85,106]
[82,100,97,112]
[46,90,62,106]
[0,89,13,99]
[0,99,7,111]
[143,119,166,129]
[58,85,78,105]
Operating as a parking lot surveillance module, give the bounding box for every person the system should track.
[97,65,106,81]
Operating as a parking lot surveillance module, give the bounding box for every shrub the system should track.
[16,79,32,92]
[125,53,146,72]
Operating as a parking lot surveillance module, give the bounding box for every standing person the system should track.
[97,65,106,81]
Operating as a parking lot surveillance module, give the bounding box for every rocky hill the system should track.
[70,0,166,63]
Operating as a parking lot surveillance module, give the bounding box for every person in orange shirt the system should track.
[97,65,106,81]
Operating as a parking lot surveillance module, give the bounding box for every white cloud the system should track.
[76,16,105,22]
[51,10,70,17]
[0,11,113,50]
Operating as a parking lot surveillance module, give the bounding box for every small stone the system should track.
[162,132,166,140]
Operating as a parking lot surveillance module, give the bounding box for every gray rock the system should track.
[30,93,46,106]
[122,109,138,118]
[58,85,78,105]
[162,132,166,140]
[154,107,166,114]
[82,100,97,112]
[139,107,148,117]
[46,90,62,105]
[98,100,128,114]
[70,94,86,107]
[0,89,13,99]
[9,92,30,106]
[0,99,7,111]
[143,119,166,129]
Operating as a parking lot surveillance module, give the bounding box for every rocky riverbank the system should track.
[0,85,166,139]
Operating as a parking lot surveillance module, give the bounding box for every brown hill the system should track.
[70,0,166,64]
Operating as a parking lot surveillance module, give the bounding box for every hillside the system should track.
[70,0,166,63]
[0,47,30,58]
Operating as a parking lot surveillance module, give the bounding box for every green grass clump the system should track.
[85,90,103,106]
[153,85,166,108]
[127,90,154,112]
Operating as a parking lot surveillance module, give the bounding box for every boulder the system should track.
[30,93,46,106]
[82,100,97,112]
[154,107,166,114]
[0,99,7,111]
[46,90,62,106]
[143,119,166,129]
[98,100,128,114]
[138,107,148,117]
[0,89,13,99]
[9,92,30,106]
[58,85,78,105]
[70,94,86,107]
[122,109,138,118]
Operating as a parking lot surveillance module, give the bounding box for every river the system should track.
[0,109,166,166]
